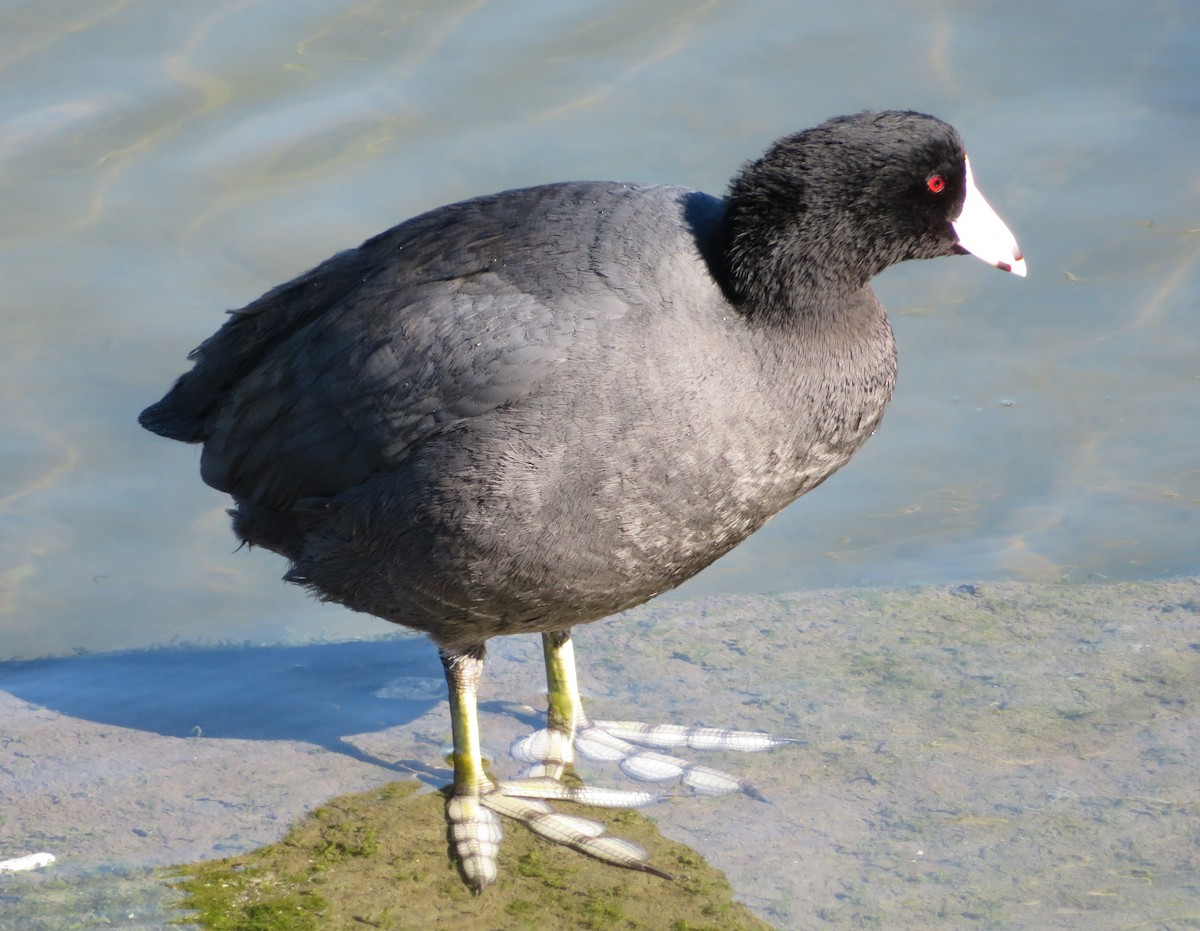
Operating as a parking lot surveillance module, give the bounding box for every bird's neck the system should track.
[714,205,880,327]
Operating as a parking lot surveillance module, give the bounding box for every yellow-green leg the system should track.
[538,629,584,779]
[440,645,502,892]
[440,629,782,890]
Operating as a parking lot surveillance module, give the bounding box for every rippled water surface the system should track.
[1,0,1197,926]
[4,0,1198,658]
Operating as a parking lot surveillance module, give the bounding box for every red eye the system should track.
[926,174,946,194]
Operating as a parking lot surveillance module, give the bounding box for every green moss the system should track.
[169,781,773,931]
[171,862,326,930]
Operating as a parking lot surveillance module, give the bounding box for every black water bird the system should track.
[140,110,1025,889]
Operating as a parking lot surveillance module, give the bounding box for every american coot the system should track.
[141,110,1024,890]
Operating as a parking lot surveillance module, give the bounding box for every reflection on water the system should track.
[1,0,1198,926]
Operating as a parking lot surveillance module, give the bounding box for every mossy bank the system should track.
[169,780,772,930]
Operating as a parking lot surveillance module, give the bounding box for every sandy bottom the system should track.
[1,579,1198,929]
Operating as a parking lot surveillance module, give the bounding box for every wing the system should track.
[139,182,651,509]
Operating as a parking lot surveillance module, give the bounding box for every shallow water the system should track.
[3,0,1198,659]
[2,581,1198,929]
[1,0,1198,927]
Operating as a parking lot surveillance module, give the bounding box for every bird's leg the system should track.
[440,645,503,892]
[469,629,668,878]
[531,629,583,781]
[442,631,789,888]
[504,630,663,805]
[440,637,666,889]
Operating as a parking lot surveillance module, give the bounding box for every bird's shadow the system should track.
[0,636,451,780]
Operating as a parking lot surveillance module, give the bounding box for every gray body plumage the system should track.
[141,180,897,650]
